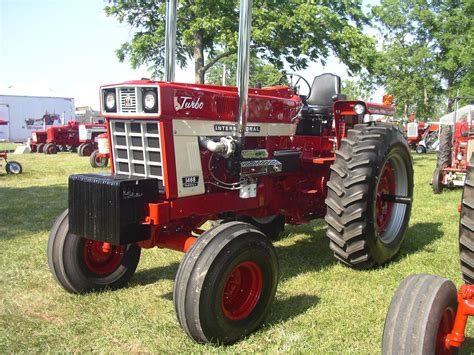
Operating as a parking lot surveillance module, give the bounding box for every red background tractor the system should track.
[29,129,47,152]
[432,98,474,193]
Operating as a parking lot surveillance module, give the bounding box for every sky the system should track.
[0,0,381,109]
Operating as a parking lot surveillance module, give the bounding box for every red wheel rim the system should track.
[82,239,124,276]
[376,161,396,233]
[221,261,263,321]
[436,307,455,355]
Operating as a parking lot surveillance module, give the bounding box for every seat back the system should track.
[305,73,342,107]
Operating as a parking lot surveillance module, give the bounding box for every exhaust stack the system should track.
[236,0,252,145]
[164,0,177,82]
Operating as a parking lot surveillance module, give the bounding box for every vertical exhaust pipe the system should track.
[164,0,177,82]
[236,0,252,145]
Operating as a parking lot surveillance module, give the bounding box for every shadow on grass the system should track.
[0,185,68,240]
[460,337,474,353]
[267,294,320,325]
[130,262,180,287]
[398,222,444,258]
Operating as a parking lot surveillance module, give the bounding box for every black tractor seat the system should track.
[297,73,346,136]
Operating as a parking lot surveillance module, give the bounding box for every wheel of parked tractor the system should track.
[77,143,85,156]
[47,209,141,293]
[90,150,108,168]
[437,125,453,168]
[459,157,474,284]
[81,143,94,157]
[382,274,457,354]
[325,123,414,269]
[416,145,426,154]
[44,143,58,155]
[236,215,285,241]
[173,221,278,344]
[432,167,444,194]
[5,161,22,174]
[30,145,37,153]
[37,143,45,153]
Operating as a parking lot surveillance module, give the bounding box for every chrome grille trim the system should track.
[110,119,164,192]
[119,87,137,113]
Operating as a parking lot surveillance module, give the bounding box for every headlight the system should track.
[105,92,116,110]
[142,88,158,113]
[354,103,366,115]
[457,153,463,161]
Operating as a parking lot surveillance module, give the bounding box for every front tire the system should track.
[173,221,278,344]
[90,150,108,168]
[416,145,426,154]
[460,157,474,284]
[382,274,457,354]
[325,123,414,269]
[6,161,22,174]
[44,143,58,154]
[37,143,45,153]
[47,210,141,293]
[432,167,444,194]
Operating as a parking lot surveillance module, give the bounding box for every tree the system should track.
[342,78,374,101]
[206,54,283,87]
[372,0,473,117]
[105,0,377,84]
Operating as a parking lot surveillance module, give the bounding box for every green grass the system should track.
[1,152,473,352]
[0,142,23,151]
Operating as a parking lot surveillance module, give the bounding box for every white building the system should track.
[0,95,75,142]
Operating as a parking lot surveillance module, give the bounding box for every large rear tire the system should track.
[437,125,453,168]
[325,123,414,269]
[47,210,141,293]
[44,143,58,155]
[173,221,278,344]
[382,274,457,354]
[460,157,474,284]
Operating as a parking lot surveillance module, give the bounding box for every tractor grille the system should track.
[110,119,164,192]
[119,87,138,113]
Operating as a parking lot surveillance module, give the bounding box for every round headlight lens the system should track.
[457,153,463,161]
[354,103,365,115]
[105,92,116,110]
[144,91,157,110]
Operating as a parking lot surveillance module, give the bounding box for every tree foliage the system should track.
[206,54,283,87]
[372,0,473,118]
[105,0,377,84]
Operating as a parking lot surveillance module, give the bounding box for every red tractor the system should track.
[383,156,474,354]
[47,1,414,344]
[29,130,47,153]
[77,123,107,157]
[89,133,109,168]
[43,120,81,154]
[432,98,474,193]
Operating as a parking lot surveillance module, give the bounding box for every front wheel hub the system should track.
[221,261,263,321]
[82,239,124,276]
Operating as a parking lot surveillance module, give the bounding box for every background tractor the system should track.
[29,129,47,153]
[89,132,109,168]
[383,156,474,354]
[77,123,106,157]
[432,97,474,193]
[47,0,414,345]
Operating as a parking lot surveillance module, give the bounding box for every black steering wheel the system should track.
[279,72,312,103]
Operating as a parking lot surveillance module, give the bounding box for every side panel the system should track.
[173,135,205,197]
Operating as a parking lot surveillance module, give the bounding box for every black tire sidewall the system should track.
[197,239,277,343]
[48,210,140,293]
[368,143,413,263]
[6,161,22,174]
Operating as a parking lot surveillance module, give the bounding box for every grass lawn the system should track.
[1,151,473,352]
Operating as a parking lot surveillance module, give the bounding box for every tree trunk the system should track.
[194,30,205,84]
